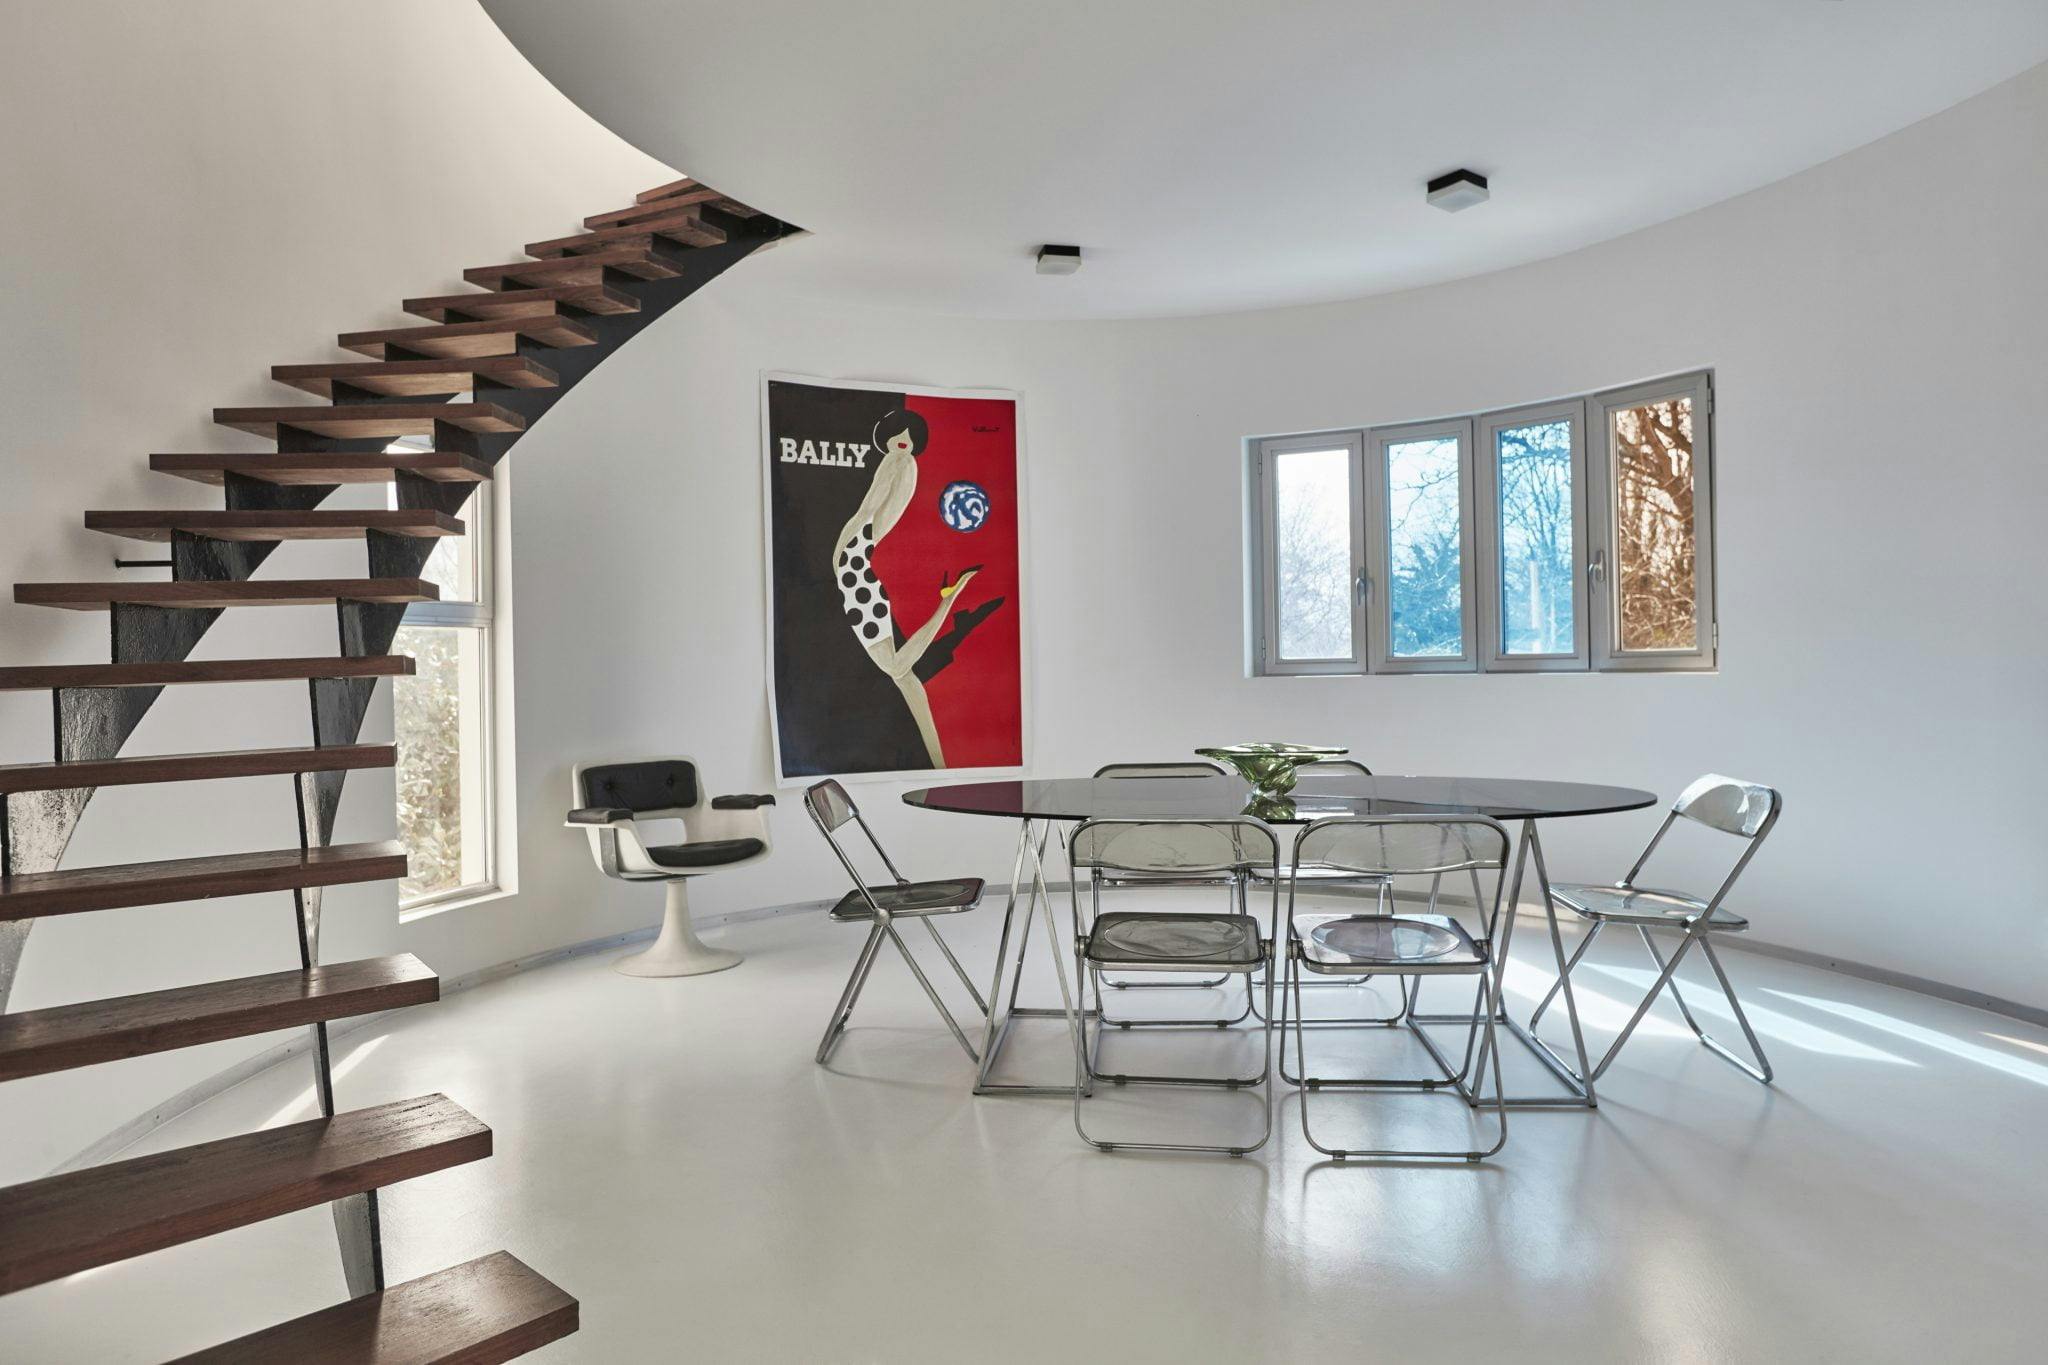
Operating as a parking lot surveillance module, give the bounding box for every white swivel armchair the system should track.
[566,757,775,977]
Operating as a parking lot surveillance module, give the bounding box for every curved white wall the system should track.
[488,60,2048,1015]
[1,3,2041,1179]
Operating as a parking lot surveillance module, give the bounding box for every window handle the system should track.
[1355,569,1372,604]
[1588,549,1607,585]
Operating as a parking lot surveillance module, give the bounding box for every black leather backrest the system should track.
[581,760,699,814]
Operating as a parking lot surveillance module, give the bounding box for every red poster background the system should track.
[868,394,1022,768]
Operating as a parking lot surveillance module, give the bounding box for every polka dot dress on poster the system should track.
[836,521,893,643]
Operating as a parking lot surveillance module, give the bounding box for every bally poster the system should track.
[762,374,1025,782]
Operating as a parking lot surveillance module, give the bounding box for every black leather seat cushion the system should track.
[644,837,766,869]
[582,760,699,814]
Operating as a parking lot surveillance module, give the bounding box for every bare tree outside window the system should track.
[1612,397,1696,651]
[1496,420,1575,654]
[1384,437,1464,657]
[1272,447,1353,659]
[393,624,466,900]
[388,457,497,909]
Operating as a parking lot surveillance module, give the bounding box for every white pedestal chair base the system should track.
[615,882,744,978]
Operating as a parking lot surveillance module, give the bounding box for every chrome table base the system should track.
[973,815,1602,1109]
[973,819,1094,1096]
[1412,818,1598,1108]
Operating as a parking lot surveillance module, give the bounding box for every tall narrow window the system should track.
[1369,420,1475,672]
[1252,433,1364,674]
[1590,374,1715,670]
[1479,401,1588,670]
[389,466,499,908]
[1612,399,1696,649]
[1272,447,1355,660]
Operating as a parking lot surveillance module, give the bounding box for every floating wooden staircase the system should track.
[0,171,794,1359]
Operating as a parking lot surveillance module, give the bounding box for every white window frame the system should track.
[1477,399,1590,671]
[392,469,501,913]
[1588,372,1717,672]
[1248,431,1366,676]
[1367,417,1477,674]
[1247,371,1716,677]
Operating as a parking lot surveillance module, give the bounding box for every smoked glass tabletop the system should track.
[902,773,1658,824]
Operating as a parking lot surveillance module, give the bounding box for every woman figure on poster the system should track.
[832,409,980,767]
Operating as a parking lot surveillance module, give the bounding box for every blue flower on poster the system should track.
[940,481,990,532]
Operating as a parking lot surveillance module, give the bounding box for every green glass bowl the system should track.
[1194,742,1349,796]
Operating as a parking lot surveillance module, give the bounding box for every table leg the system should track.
[1418,818,1598,1108]
[973,819,1093,1096]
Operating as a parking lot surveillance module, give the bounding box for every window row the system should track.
[1249,371,1715,676]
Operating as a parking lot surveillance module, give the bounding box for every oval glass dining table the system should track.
[902,773,1658,1108]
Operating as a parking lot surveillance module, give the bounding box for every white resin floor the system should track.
[6,901,2048,1363]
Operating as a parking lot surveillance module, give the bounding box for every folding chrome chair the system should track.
[1532,774,1783,1084]
[805,780,989,1066]
[1286,815,1511,1162]
[1066,817,1280,1156]
[1247,757,1406,1028]
[1084,761,1251,1025]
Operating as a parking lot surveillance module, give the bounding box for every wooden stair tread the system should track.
[0,742,394,794]
[272,356,558,399]
[214,403,523,439]
[0,1093,489,1294]
[15,578,437,611]
[0,838,407,920]
[152,451,490,487]
[587,190,759,231]
[170,1250,577,1365]
[0,954,437,1082]
[0,655,414,690]
[583,188,721,230]
[338,313,597,360]
[463,247,679,290]
[86,509,462,543]
[403,282,638,322]
[637,176,701,204]
[526,208,725,258]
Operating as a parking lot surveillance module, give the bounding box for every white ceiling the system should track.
[482,1,2048,321]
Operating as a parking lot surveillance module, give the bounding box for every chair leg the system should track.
[1074,964,1271,1156]
[1472,966,1509,1158]
[1281,996,1434,1083]
[1637,928,1773,1084]
[1529,919,1605,1030]
[1297,951,1505,1161]
[1697,938,1774,1083]
[1584,926,1704,1081]
[816,924,887,1065]
[1635,926,1710,1035]
[922,918,989,1017]
[1074,941,1099,1087]
[1090,966,1267,1087]
[883,921,981,1063]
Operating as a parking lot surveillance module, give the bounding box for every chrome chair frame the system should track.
[1530,774,1782,1084]
[1084,761,1252,1024]
[1285,815,1512,1162]
[1247,759,1412,1031]
[805,780,989,1066]
[1066,816,1280,1156]
[1275,867,1494,1080]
